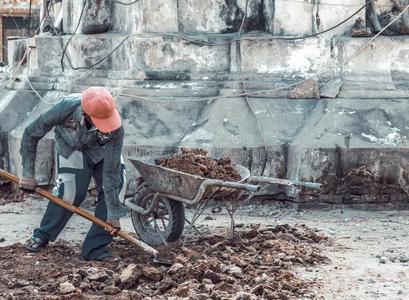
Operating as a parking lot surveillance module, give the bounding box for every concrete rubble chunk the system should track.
[119,263,141,288]
[86,267,109,282]
[167,263,184,275]
[59,281,76,294]
[226,265,243,278]
[234,291,257,300]
[320,79,343,98]
[142,266,162,281]
[174,284,190,297]
[103,285,121,295]
[204,269,222,284]
[287,79,320,99]
[119,290,143,300]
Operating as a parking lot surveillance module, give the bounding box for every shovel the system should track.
[0,169,172,265]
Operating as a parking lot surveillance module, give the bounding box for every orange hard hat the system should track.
[81,86,121,133]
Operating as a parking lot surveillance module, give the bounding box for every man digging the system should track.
[18,86,127,262]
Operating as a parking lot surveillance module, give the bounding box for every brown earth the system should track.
[155,148,241,182]
[0,224,328,300]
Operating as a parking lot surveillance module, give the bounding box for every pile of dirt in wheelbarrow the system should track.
[155,148,241,181]
[0,224,328,299]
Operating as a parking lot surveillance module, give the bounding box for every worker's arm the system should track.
[102,126,127,220]
[20,97,80,179]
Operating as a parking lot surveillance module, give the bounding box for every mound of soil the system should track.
[0,224,328,300]
[155,148,241,182]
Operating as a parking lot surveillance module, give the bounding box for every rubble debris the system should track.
[305,165,409,206]
[287,79,320,99]
[119,263,140,288]
[59,282,76,294]
[0,224,328,299]
[155,148,241,181]
[351,17,372,37]
[320,79,343,99]
[142,266,162,281]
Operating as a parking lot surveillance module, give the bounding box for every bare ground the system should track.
[0,196,408,299]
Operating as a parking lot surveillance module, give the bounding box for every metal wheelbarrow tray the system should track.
[129,157,260,204]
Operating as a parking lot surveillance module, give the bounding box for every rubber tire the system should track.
[130,184,185,246]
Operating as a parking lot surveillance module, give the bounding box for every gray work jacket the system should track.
[20,94,126,219]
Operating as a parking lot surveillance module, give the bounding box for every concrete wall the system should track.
[18,34,409,78]
[2,1,409,207]
[62,0,365,36]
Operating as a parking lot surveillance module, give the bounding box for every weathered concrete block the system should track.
[143,0,178,32]
[117,95,207,147]
[317,0,366,36]
[335,36,409,76]
[178,0,264,33]
[63,0,112,34]
[117,36,230,72]
[26,37,63,75]
[178,0,239,33]
[246,97,318,144]
[272,0,314,35]
[8,91,64,185]
[320,79,343,98]
[0,90,40,172]
[112,1,143,34]
[240,37,332,75]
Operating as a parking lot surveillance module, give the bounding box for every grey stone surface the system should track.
[335,36,409,76]
[17,35,409,78]
[0,90,40,172]
[320,79,343,98]
[63,0,112,34]
[143,0,178,33]
[8,91,64,185]
[272,0,314,35]
[240,37,332,75]
[112,0,143,34]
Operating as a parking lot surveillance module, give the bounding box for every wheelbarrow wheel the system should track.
[130,183,185,246]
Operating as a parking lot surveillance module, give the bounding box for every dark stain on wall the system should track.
[220,0,267,33]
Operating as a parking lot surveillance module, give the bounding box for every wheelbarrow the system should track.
[123,157,322,246]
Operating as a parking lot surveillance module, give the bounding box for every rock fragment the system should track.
[288,79,320,99]
[59,282,76,294]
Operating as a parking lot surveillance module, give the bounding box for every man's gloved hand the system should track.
[19,177,38,191]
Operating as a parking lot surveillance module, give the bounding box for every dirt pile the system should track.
[155,148,241,182]
[0,224,327,299]
[301,165,409,206]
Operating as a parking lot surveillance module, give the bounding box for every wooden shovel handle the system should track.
[0,169,158,257]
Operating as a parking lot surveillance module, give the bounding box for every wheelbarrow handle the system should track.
[247,176,322,190]
[207,180,260,192]
[0,169,158,257]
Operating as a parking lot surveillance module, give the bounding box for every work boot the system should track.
[95,252,121,263]
[24,236,48,253]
